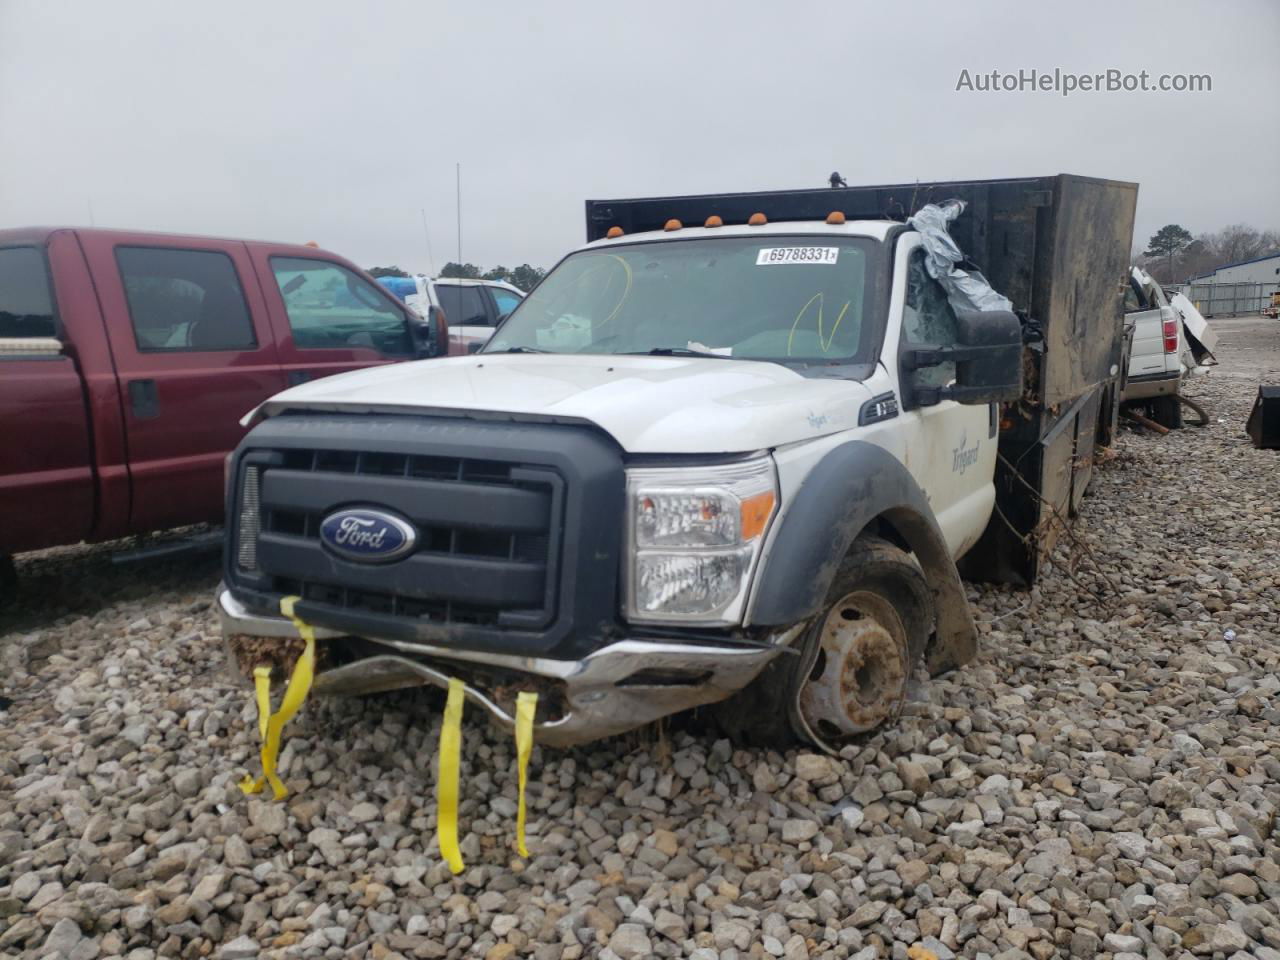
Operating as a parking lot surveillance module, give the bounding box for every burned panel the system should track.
[1038,177,1137,408]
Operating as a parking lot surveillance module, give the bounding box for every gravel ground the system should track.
[2,318,1279,960]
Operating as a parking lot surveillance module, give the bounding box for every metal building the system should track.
[1168,252,1280,317]
[1192,252,1280,285]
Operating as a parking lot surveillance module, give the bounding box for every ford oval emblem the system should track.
[319,507,418,563]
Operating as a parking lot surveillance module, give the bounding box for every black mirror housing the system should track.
[907,309,1023,406]
[413,305,447,358]
[950,309,1023,404]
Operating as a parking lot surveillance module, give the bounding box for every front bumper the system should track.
[218,588,787,747]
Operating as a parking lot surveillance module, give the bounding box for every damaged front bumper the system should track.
[217,588,787,747]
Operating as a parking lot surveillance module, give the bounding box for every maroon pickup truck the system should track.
[0,227,446,584]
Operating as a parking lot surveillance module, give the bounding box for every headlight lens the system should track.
[626,457,777,623]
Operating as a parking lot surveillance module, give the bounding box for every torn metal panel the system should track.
[1170,292,1219,365]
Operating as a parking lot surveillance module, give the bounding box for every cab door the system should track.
[0,243,96,553]
[251,250,419,386]
[79,235,286,532]
[892,242,995,558]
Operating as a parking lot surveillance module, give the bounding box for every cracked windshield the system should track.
[487,236,873,362]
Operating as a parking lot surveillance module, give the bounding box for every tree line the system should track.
[1140,223,1280,283]
[367,262,546,292]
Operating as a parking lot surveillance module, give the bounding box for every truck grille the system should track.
[250,448,562,629]
[225,414,624,659]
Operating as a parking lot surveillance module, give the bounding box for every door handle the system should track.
[128,379,159,420]
[287,370,312,386]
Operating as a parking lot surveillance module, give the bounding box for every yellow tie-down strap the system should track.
[435,682,539,873]
[437,678,465,874]
[234,595,541,864]
[239,596,315,801]
[514,691,537,858]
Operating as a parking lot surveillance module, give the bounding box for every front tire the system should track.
[716,536,933,752]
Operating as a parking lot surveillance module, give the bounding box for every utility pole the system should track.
[420,208,436,276]
[455,163,462,269]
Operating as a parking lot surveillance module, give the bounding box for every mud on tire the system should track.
[714,535,934,752]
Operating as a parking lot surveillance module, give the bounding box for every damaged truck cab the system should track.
[219,175,1137,752]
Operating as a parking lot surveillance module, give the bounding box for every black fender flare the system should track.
[748,440,978,675]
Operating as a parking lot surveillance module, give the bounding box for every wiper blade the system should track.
[495,345,550,354]
[624,347,735,359]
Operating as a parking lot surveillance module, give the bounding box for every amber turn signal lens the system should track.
[740,490,776,541]
[704,215,723,228]
[664,219,683,231]
[826,211,846,224]
[606,226,624,238]
[748,212,767,226]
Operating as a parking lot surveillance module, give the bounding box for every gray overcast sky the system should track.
[2,0,1277,273]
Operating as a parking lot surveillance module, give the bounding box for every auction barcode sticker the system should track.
[755,246,839,265]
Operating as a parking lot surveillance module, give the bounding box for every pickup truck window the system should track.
[0,247,56,339]
[116,247,257,351]
[436,285,489,326]
[271,257,413,356]
[1124,277,1148,312]
[486,236,876,364]
[902,249,959,388]
[490,287,522,320]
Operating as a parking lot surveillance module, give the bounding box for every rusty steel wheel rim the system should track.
[797,589,909,745]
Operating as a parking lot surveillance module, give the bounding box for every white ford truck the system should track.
[219,175,1137,752]
[1123,266,1218,428]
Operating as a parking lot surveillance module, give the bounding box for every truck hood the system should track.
[248,354,873,453]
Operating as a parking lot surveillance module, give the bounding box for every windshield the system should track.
[485,235,879,363]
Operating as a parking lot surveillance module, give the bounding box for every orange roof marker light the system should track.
[304,241,320,248]
[826,211,846,224]
[606,226,624,238]
[748,212,767,226]
[704,215,723,228]
[664,219,683,232]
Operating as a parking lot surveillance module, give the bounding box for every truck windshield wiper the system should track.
[624,347,736,359]
[495,345,550,354]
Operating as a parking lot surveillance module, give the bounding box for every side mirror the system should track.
[413,305,448,358]
[905,309,1023,406]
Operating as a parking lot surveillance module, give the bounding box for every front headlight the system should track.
[625,456,777,624]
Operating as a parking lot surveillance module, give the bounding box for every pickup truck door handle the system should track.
[128,379,159,420]
[287,370,312,386]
